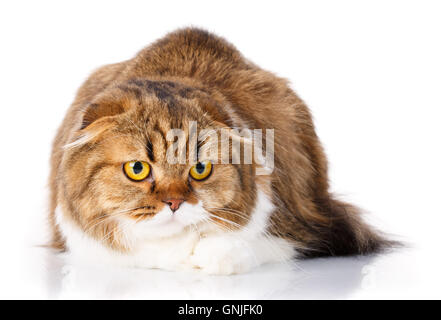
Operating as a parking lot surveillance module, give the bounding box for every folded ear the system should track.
[80,100,126,129]
[64,97,130,150]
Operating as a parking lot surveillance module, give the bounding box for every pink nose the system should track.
[162,199,185,212]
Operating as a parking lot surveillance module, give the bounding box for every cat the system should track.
[49,28,392,274]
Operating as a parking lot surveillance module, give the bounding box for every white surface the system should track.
[0,0,440,299]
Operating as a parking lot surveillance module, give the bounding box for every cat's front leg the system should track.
[190,234,295,275]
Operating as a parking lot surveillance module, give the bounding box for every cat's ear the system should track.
[64,99,128,150]
[80,100,126,130]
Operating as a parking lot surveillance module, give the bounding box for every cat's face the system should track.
[61,84,260,248]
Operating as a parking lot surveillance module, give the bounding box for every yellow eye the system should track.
[123,161,151,181]
[189,161,213,181]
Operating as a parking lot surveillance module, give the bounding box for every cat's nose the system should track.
[162,198,185,212]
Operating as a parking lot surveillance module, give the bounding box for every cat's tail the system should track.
[300,197,400,258]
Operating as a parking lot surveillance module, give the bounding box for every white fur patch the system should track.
[56,188,296,274]
[190,189,295,274]
[55,204,202,271]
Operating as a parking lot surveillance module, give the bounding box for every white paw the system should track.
[190,236,256,275]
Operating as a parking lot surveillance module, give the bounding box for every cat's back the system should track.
[129,28,248,81]
[125,28,303,129]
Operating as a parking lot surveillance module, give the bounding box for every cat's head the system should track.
[60,80,269,249]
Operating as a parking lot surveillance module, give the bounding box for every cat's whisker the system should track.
[108,217,140,249]
[84,212,123,235]
[99,209,144,249]
[206,209,294,266]
[204,207,251,221]
[83,205,151,234]
[207,202,289,260]
[206,212,243,229]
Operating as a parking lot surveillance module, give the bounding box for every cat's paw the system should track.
[190,236,256,275]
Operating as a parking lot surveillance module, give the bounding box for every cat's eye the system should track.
[123,161,151,181]
[189,161,213,181]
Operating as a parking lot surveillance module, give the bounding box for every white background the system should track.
[0,0,440,299]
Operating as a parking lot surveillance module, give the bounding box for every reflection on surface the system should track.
[41,248,378,299]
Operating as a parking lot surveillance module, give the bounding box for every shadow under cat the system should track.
[43,248,378,299]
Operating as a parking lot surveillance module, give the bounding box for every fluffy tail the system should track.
[299,197,398,258]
